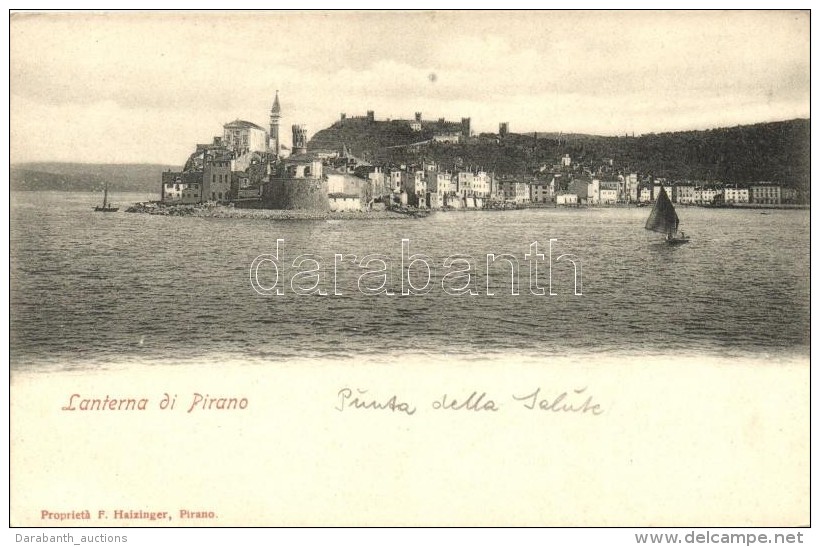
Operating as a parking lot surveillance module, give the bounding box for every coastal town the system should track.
[154,91,805,215]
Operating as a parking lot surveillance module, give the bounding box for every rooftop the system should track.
[224,119,265,131]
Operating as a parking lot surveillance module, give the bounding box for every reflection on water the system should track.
[10,192,810,369]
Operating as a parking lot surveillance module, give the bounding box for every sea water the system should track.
[9,191,810,369]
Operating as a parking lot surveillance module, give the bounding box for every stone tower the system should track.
[270,90,281,157]
[292,124,308,155]
[461,117,471,138]
[499,122,509,136]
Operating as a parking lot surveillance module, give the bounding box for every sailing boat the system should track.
[645,186,689,244]
[94,183,119,212]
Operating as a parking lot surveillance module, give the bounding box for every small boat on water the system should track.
[94,183,119,212]
[645,185,689,244]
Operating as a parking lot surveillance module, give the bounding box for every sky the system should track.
[9,10,810,165]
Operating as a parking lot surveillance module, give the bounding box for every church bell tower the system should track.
[270,90,281,158]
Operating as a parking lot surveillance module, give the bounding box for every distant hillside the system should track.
[308,118,810,189]
[309,118,439,153]
[10,163,177,192]
[564,120,810,187]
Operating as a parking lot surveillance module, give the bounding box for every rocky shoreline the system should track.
[124,202,429,220]
[124,201,808,220]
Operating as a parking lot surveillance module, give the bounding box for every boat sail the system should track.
[645,186,688,244]
[94,183,119,212]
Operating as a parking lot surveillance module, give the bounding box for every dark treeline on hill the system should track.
[309,118,432,151]
[10,163,177,193]
[309,118,810,189]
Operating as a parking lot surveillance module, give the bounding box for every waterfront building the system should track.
[598,178,620,202]
[362,166,385,199]
[625,173,639,202]
[589,179,618,205]
[325,171,349,195]
[556,193,578,206]
[781,187,798,204]
[161,138,230,204]
[386,168,403,195]
[588,178,600,204]
[723,185,749,204]
[450,170,491,206]
[513,181,530,204]
[203,151,232,202]
[472,171,492,198]
[599,187,618,205]
[400,170,427,208]
[161,171,203,204]
[455,171,474,196]
[500,179,530,204]
[568,177,591,204]
[694,187,720,205]
[676,184,696,204]
[426,170,453,207]
[529,179,551,203]
[328,193,362,212]
[326,169,367,211]
[639,187,652,203]
[749,183,781,205]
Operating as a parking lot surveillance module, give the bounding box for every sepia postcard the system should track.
[9,10,810,529]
